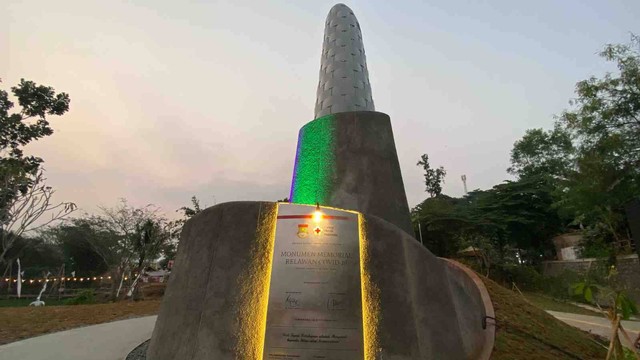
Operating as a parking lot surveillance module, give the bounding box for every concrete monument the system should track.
[144,4,495,360]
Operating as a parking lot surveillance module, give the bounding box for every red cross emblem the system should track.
[314,227,322,235]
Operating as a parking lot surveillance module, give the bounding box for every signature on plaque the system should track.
[326,294,347,310]
[285,293,301,309]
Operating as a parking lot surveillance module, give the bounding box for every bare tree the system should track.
[0,170,76,265]
[81,199,169,300]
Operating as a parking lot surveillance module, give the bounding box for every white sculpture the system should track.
[28,271,51,307]
[29,300,45,306]
[314,3,375,119]
[17,259,22,298]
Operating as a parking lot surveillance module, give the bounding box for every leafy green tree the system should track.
[509,36,640,254]
[412,176,562,265]
[558,36,640,247]
[411,195,469,257]
[508,125,575,179]
[1,79,74,266]
[416,154,446,197]
[48,220,109,276]
[1,79,70,214]
[468,176,563,264]
[561,35,640,175]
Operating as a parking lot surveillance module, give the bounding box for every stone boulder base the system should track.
[147,201,494,359]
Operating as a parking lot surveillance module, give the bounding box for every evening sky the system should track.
[3,0,639,217]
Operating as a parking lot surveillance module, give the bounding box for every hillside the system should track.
[483,277,608,359]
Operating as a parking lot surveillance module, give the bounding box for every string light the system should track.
[2,273,150,283]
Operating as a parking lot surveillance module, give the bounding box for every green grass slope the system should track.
[483,277,608,359]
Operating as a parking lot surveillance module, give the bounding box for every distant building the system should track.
[142,270,170,283]
[552,233,582,260]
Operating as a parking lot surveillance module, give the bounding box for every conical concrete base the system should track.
[289,111,413,235]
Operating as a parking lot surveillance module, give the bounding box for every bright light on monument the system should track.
[313,210,323,222]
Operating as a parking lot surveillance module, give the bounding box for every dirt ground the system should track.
[0,300,161,345]
[0,279,615,359]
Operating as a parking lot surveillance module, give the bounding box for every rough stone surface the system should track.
[146,202,494,359]
[362,214,493,359]
[126,339,149,360]
[332,111,412,234]
[146,201,277,360]
[314,4,374,118]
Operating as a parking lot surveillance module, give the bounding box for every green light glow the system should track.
[289,115,336,205]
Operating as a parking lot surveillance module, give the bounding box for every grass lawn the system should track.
[0,298,67,307]
[0,300,161,345]
[484,277,608,360]
[0,279,614,360]
[523,292,604,317]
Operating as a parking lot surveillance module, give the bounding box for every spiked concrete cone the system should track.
[315,4,375,118]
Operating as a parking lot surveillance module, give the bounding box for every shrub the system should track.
[488,264,545,292]
[64,289,96,305]
[540,270,582,300]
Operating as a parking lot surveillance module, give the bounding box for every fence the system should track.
[542,254,640,302]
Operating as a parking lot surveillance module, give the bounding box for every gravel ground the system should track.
[126,339,149,360]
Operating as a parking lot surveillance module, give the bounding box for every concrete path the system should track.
[548,310,640,349]
[0,316,157,360]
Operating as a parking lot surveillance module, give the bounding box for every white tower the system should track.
[314,4,375,119]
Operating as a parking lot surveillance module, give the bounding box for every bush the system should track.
[540,270,583,300]
[487,265,588,301]
[64,289,96,305]
[488,264,545,292]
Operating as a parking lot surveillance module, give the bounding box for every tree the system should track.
[159,196,204,268]
[557,36,640,247]
[80,200,170,300]
[0,79,74,266]
[1,171,76,266]
[412,175,562,265]
[508,125,575,179]
[561,35,640,176]
[467,176,562,264]
[48,220,109,276]
[508,36,640,253]
[411,195,468,257]
[1,79,70,214]
[416,154,446,197]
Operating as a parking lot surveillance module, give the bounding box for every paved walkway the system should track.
[2,311,637,358]
[0,316,157,360]
[548,310,640,349]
